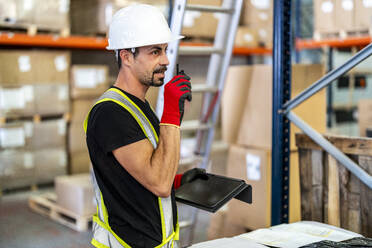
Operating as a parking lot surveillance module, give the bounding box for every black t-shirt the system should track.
[86,86,177,247]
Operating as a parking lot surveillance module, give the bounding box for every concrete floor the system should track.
[0,188,212,248]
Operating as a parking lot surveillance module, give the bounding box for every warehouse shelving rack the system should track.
[0,32,272,55]
[273,0,372,226]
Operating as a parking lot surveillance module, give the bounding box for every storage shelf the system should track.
[0,32,272,55]
[296,36,372,50]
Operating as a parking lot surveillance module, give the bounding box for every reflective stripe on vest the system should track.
[84,88,180,248]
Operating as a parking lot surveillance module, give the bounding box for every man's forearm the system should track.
[150,125,180,196]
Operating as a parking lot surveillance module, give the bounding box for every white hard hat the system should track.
[106,4,184,50]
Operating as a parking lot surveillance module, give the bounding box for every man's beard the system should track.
[139,66,167,87]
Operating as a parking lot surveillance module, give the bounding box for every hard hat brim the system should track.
[106,35,185,50]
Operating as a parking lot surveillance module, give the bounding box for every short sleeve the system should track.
[87,101,146,153]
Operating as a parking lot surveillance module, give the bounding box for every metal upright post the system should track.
[327,47,334,128]
[295,0,301,63]
[271,0,292,225]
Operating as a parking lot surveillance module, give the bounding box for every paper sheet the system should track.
[239,221,361,248]
[190,237,267,248]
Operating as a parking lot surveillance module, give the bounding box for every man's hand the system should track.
[174,168,209,189]
[160,73,192,127]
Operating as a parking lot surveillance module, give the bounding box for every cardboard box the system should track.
[71,99,96,125]
[0,51,35,85]
[241,0,273,27]
[226,146,301,229]
[181,0,221,39]
[221,66,253,144]
[233,64,326,151]
[334,0,354,31]
[71,0,167,35]
[226,145,272,230]
[207,205,247,240]
[0,119,66,149]
[0,50,70,86]
[55,173,96,216]
[34,0,70,30]
[34,84,70,115]
[355,0,372,29]
[0,149,36,189]
[70,65,110,99]
[358,99,372,136]
[314,0,336,33]
[234,26,259,47]
[0,147,67,189]
[0,85,36,117]
[0,0,17,24]
[69,123,88,153]
[0,149,35,177]
[70,150,91,174]
[35,148,67,183]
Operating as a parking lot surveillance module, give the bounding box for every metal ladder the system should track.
[155,0,243,245]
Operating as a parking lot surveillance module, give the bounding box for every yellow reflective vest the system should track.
[84,88,180,248]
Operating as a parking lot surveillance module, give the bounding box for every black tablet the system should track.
[175,173,251,213]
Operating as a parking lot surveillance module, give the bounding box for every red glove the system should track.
[160,73,192,127]
[173,168,208,190]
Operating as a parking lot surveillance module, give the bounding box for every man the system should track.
[84,4,206,248]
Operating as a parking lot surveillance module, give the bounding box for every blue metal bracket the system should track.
[271,0,292,225]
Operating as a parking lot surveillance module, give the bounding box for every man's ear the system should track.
[120,49,133,66]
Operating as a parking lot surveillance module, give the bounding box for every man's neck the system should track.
[114,70,148,102]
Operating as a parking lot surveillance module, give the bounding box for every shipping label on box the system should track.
[355,0,372,29]
[235,26,259,47]
[0,85,36,117]
[71,65,109,99]
[314,0,336,33]
[241,0,273,26]
[335,0,354,31]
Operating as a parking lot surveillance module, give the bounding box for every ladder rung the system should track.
[192,84,218,93]
[186,4,233,14]
[181,120,212,131]
[179,46,224,55]
[179,220,193,228]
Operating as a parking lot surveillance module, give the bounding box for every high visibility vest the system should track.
[84,88,180,248]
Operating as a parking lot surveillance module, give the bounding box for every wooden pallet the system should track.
[314,29,371,41]
[28,192,92,232]
[0,22,70,37]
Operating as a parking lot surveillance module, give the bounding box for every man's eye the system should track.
[152,50,159,55]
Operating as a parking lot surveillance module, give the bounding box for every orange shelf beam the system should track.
[296,36,372,50]
[0,32,271,55]
[0,32,108,49]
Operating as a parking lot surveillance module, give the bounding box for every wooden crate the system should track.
[295,133,372,237]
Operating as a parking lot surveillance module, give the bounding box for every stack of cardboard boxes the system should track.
[68,65,110,174]
[208,64,326,239]
[70,0,168,35]
[0,50,70,190]
[314,0,372,38]
[0,0,70,33]
[235,0,273,48]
